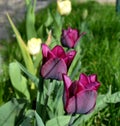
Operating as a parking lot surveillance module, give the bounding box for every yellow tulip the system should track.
[27,38,42,55]
[57,0,72,15]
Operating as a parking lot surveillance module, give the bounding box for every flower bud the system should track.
[61,27,86,48]
[57,0,72,15]
[27,38,42,55]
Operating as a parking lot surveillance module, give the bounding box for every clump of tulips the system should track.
[6,0,101,125]
[40,27,100,125]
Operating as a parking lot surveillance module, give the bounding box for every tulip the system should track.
[57,0,72,15]
[62,73,100,114]
[27,38,42,55]
[40,44,76,80]
[61,27,86,48]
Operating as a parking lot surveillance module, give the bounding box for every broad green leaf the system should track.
[105,91,120,103]
[0,98,26,126]
[9,62,30,100]
[46,116,70,126]
[20,117,32,126]
[7,13,35,75]
[35,111,45,126]
[20,110,35,126]
[17,61,39,87]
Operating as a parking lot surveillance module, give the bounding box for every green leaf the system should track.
[0,98,26,126]
[7,13,35,75]
[20,110,35,126]
[46,116,70,126]
[25,0,37,39]
[68,51,82,79]
[33,50,42,69]
[45,9,53,27]
[9,62,30,100]
[105,91,120,103]
[35,111,45,126]
[17,61,39,87]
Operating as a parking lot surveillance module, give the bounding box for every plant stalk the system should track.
[68,113,76,126]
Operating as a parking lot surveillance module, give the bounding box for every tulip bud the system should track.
[46,30,52,46]
[27,38,42,55]
[61,27,86,48]
[57,0,72,15]
[82,9,88,20]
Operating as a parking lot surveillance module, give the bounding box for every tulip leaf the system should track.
[46,116,70,126]
[33,50,42,69]
[53,12,63,41]
[69,51,81,79]
[35,111,45,126]
[9,62,30,100]
[45,9,53,27]
[20,110,35,126]
[7,13,35,75]
[25,0,37,40]
[105,91,120,103]
[17,61,39,87]
[0,98,26,126]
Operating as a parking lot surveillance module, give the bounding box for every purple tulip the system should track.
[61,27,86,48]
[62,73,100,114]
[40,44,76,80]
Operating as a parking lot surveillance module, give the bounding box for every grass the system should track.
[0,1,120,125]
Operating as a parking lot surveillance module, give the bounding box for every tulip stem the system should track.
[42,80,53,122]
[36,77,44,115]
[68,113,76,126]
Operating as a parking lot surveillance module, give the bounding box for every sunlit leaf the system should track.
[46,116,70,126]
[25,0,37,40]
[35,111,45,126]
[17,61,39,88]
[7,13,35,75]
[45,9,53,27]
[9,62,30,100]
[0,98,26,126]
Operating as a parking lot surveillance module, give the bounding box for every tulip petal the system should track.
[41,44,55,63]
[79,73,89,87]
[41,58,67,80]
[63,34,74,48]
[64,50,76,68]
[65,96,76,114]
[89,74,97,82]
[62,74,72,89]
[62,74,72,108]
[88,74,100,90]
[52,45,66,58]
[66,90,97,114]
[68,29,79,42]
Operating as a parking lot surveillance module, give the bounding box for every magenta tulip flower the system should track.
[40,44,76,80]
[62,73,100,114]
[61,27,86,48]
